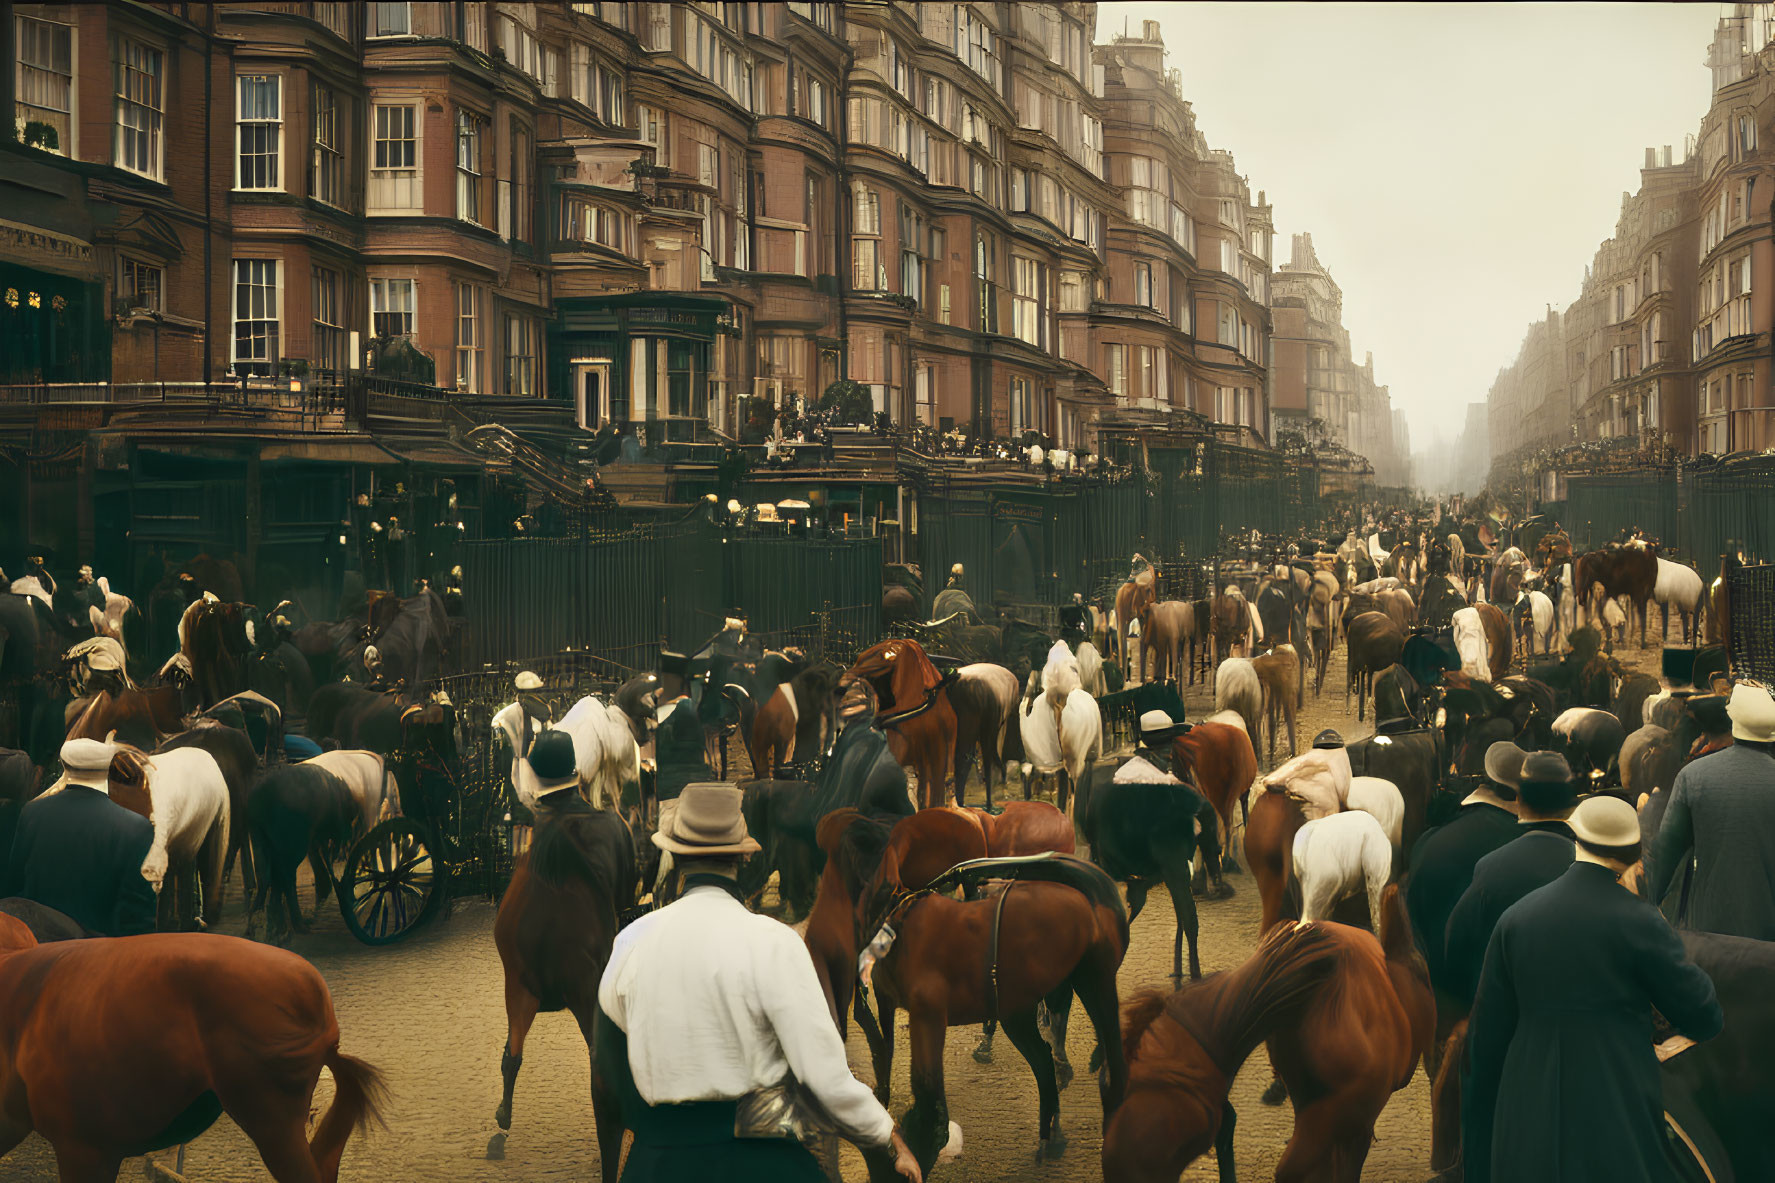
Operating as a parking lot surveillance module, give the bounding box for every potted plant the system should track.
[21,121,58,152]
[817,379,873,428]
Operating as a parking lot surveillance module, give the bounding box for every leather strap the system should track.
[986,879,1016,1023]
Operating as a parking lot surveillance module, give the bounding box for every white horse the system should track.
[554,692,649,809]
[1292,810,1391,933]
[1451,607,1490,682]
[1075,640,1107,697]
[1652,557,1704,643]
[1514,588,1555,658]
[1214,658,1263,742]
[301,749,401,835]
[1346,775,1405,850]
[1017,671,1101,816]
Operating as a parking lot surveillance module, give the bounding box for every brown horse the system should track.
[1344,612,1405,723]
[1140,600,1197,687]
[1115,561,1159,674]
[1208,590,1252,668]
[1475,601,1513,681]
[65,684,189,749]
[1261,887,1435,1181]
[1175,721,1259,874]
[948,800,1075,857]
[0,914,382,1182]
[747,664,840,779]
[843,639,956,809]
[1246,785,1308,936]
[489,796,638,1174]
[1103,921,1340,1182]
[823,815,1129,1175]
[1252,644,1301,763]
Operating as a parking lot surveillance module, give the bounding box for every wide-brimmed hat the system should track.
[653,783,761,856]
[1520,751,1572,785]
[526,730,579,796]
[1484,741,1528,790]
[61,738,116,788]
[514,670,544,691]
[1570,795,1639,847]
[1312,728,1345,750]
[1685,692,1731,735]
[1727,682,1775,742]
[1137,709,1190,744]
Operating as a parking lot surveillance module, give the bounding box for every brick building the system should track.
[3,2,1331,454]
[1488,3,1775,485]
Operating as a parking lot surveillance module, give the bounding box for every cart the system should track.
[335,747,515,945]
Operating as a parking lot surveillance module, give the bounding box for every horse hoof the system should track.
[495,1102,512,1131]
[1214,881,1236,900]
[971,1043,994,1065]
[1260,1078,1289,1106]
[1043,1126,1068,1160]
[485,1132,506,1160]
[1054,1059,1074,1091]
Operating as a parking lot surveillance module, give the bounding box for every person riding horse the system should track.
[1114,709,1193,784]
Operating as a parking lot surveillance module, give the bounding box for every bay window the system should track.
[505,314,539,395]
[370,103,420,211]
[1010,376,1034,438]
[1012,256,1045,348]
[456,110,484,224]
[370,277,415,339]
[456,283,484,392]
[974,232,998,334]
[16,14,74,155]
[115,39,164,179]
[311,84,342,206]
[311,267,343,373]
[1104,343,1127,397]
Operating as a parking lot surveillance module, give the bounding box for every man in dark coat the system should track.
[652,651,710,803]
[2,738,157,937]
[1406,740,1524,995]
[1060,593,1090,646]
[1645,681,1775,940]
[1443,751,1578,1007]
[1463,795,1722,1183]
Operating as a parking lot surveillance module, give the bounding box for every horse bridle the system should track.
[871,669,959,729]
[858,870,1016,1021]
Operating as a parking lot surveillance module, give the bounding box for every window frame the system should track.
[119,256,163,313]
[311,265,345,373]
[235,73,285,191]
[456,282,485,392]
[370,276,416,340]
[368,2,413,38]
[311,81,343,207]
[369,101,422,214]
[114,37,165,180]
[16,12,76,157]
[231,258,282,375]
[455,107,485,225]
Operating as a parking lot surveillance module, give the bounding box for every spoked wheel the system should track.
[339,818,445,945]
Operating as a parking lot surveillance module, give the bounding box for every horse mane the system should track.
[1120,988,1171,1066]
[831,812,894,902]
[1158,921,1338,1079]
[527,796,628,898]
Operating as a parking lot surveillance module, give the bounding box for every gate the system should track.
[1727,562,1775,681]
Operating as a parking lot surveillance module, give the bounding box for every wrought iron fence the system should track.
[1563,455,1775,567]
[1727,562,1775,682]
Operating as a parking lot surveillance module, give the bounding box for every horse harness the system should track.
[865,873,1019,1021]
[872,668,960,729]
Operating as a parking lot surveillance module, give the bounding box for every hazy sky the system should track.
[1097,2,1722,450]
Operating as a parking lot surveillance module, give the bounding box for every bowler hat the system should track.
[1569,795,1640,847]
[1484,741,1527,791]
[1312,729,1345,750]
[653,783,761,856]
[1685,692,1731,735]
[1661,646,1696,689]
[526,730,579,796]
[1520,751,1572,785]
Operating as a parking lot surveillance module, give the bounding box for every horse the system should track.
[1116,561,1159,677]
[1174,721,1259,877]
[1652,556,1704,643]
[1251,645,1301,764]
[1247,785,1309,936]
[844,639,956,810]
[63,683,189,750]
[156,722,260,917]
[836,817,1130,1174]
[301,750,402,836]
[749,663,841,780]
[1016,670,1101,816]
[1345,612,1405,723]
[949,662,1020,808]
[496,678,654,813]
[244,762,360,942]
[1075,756,1223,979]
[1208,588,1252,667]
[0,912,383,1182]
[1141,600,1198,687]
[1102,921,1340,1182]
[1307,572,1339,695]
[1259,886,1435,1175]
[1214,658,1263,743]
[489,796,638,1170]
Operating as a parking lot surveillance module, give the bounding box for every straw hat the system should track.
[1569,795,1639,847]
[1727,682,1775,742]
[60,738,116,790]
[653,783,761,856]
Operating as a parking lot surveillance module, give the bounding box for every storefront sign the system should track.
[0,219,95,273]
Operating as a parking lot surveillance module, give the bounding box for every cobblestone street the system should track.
[4,644,1452,1183]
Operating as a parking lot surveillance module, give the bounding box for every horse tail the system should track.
[1376,883,1419,970]
[309,1048,387,1179]
[1119,988,1170,1067]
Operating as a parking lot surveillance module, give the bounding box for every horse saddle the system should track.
[924,852,1125,921]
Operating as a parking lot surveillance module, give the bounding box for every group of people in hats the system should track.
[1400,639,1775,1183]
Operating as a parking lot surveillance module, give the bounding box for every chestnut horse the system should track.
[1262,887,1435,1181]
[1115,561,1159,674]
[0,914,383,1182]
[1174,721,1259,875]
[489,795,638,1173]
[65,684,189,750]
[843,640,956,809]
[1103,921,1340,1182]
[1246,784,1309,935]
[824,816,1129,1175]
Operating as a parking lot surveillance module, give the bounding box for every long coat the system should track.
[1442,821,1574,1007]
[1405,799,1518,989]
[1463,861,1723,1183]
[1645,744,1775,940]
[2,784,157,936]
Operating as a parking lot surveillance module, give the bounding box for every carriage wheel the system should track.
[339,818,445,945]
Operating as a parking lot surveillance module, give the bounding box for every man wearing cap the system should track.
[595,784,920,1182]
[1645,680,1775,940]
[1442,751,1579,1007]
[652,651,710,803]
[1405,740,1524,1002]
[1463,796,1722,1183]
[2,738,157,936]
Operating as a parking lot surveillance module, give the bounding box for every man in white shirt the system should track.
[596,783,920,1182]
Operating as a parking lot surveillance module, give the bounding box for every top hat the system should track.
[1661,646,1696,690]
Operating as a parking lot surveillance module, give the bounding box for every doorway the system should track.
[573,359,612,429]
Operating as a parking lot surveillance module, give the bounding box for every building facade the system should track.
[4,3,1419,458]
[1488,3,1775,486]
